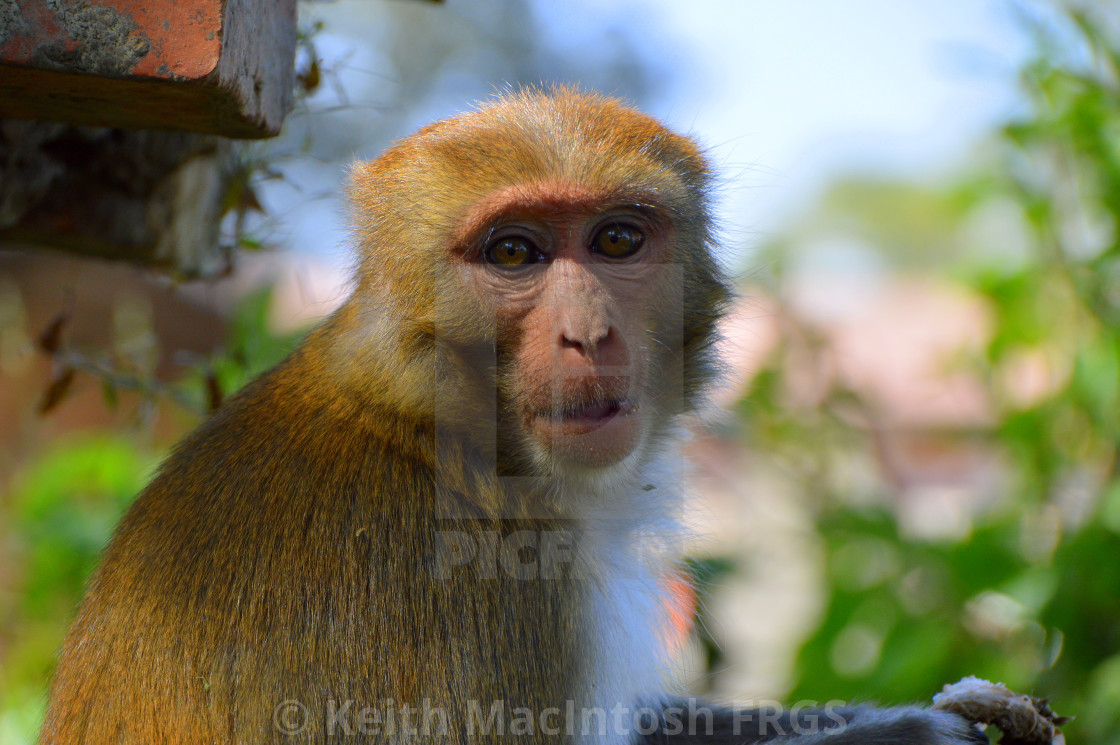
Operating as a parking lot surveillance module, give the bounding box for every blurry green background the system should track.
[1,2,1119,743]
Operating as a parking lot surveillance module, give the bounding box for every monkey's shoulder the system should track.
[95,354,440,586]
[164,353,432,493]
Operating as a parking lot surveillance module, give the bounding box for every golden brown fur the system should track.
[41,87,730,745]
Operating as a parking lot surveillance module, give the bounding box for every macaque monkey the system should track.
[40,88,986,745]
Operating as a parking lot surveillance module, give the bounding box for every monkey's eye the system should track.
[591,224,644,258]
[485,237,539,268]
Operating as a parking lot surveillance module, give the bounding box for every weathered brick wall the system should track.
[0,0,299,274]
[0,0,297,137]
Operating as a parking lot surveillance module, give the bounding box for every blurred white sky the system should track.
[265,0,1037,275]
[535,0,1030,232]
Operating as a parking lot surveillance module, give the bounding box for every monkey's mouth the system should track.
[528,396,643,467]
[544,399,637,432]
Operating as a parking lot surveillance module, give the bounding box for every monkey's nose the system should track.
[560,327,628,368]
[561,327,606,356]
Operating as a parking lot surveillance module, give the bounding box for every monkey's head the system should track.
[339,87,730,478]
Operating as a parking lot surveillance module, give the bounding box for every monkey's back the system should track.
[39,348,588,745]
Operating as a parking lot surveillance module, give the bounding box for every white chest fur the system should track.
[574,453,684,745]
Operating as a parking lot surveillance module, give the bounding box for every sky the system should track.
[259,0,1037,279]
[632,0,1033,232]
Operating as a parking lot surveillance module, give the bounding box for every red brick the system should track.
[0,0,296,138]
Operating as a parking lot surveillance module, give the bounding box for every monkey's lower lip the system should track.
[544,400,635,431]
[530,398,643,466]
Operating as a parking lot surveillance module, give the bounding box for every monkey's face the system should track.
[344,90,729,479]
[456,184,678,472]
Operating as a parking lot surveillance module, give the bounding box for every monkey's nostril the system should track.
[560,326,616,360]
[561,336,596,362]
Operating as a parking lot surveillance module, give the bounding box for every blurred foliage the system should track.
[0,438,153,741]
[691,7,1120,743]
[196,287,307,406]
[0,289,300,744]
